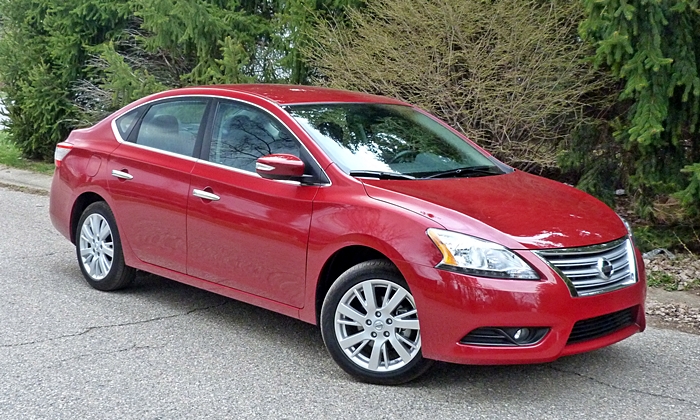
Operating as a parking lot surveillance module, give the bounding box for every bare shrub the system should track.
[304,0,614,172]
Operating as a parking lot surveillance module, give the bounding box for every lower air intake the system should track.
[567,307,636,345]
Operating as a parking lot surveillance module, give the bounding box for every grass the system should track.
[647,272,679,291]
[648,271,700,292]
[645,251,700,292]
[0,131,55,175]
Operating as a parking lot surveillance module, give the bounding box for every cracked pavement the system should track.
[0,300,229,349]
[2,187,700,419]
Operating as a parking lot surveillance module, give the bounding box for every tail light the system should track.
[54,142,73,167]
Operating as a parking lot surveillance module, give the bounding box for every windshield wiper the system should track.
[349,170,416,180]
[422,166,501,179]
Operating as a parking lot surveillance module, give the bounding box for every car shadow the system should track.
[103,272,638,392]
[122,271,327,354]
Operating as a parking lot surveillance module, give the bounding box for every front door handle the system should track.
[111,169,133,180]
[193,188,220,201]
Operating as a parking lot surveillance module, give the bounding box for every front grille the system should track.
[535,238,637,297]
[567,307,636,344]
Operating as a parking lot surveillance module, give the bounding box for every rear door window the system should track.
[133,100,208,157]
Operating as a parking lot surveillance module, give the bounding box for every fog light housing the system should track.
[513,328,530,342]
[460,327,549,346]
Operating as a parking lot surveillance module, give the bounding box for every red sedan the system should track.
[50,84,646,384]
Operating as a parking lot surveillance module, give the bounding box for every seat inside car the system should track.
[138,114,195,156]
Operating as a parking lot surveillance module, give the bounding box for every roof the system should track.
[170,84,409,106]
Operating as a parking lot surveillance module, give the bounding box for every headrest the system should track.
[150,115,179,134]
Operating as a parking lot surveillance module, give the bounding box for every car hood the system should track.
[361,170,627,250]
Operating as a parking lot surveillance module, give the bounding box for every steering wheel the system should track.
[389,150,418,164]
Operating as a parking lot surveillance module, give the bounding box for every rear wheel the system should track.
[320,260,432,385]
[75,201,135,291]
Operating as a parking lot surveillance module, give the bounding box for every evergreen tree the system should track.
[0,0,364,159]
[580,0,700,219]
[0,0,132,158]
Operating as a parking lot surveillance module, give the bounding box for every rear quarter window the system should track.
[115,108,141,140]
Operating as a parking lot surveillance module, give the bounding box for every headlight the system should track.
[426,229,539,280]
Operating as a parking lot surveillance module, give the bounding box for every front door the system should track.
[186,99,319,307]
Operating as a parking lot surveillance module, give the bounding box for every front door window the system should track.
[207,102,300,171]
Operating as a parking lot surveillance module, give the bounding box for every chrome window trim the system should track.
[110,93,331,187]
[282,101,409,107]
[112,141,202,163]
[110,97,208,163]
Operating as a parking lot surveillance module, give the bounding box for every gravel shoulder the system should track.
[644,252,700,335]
[646,287,700,335]
[0,164,53,191]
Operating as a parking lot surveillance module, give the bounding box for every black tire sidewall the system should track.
[320,259,432,385]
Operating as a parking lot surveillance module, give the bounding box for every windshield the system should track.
[286,103,507,179]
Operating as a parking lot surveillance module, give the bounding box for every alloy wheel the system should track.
[334,279,421,372]
[78,213,114,280]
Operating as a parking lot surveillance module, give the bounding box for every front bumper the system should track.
[397,250,646,365]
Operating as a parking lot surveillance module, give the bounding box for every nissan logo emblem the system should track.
[597,258,614,279]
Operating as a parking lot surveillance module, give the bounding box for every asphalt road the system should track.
[1,187,700,420]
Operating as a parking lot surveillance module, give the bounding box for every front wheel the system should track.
[320,260,432,385]
[75,201,135,291]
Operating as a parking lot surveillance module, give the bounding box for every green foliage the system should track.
[275,0,365,84]
[675,163,700,218]
[633,224,700,253]
[0,0,365,160]
[580,0,700,219]
[12,63,77,159]
[0,0,133,159]
[647,271,679,291]
[0,131,56,173]
[304,0,614,172]
[94,42,169,109]
[133,0,263,84]
[559,121,622,205]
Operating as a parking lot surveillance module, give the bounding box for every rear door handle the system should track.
[193,189,220,201]
[111,169,133,180]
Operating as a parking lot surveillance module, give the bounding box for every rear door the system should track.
[186,99,321,308]
[108,97,210,273]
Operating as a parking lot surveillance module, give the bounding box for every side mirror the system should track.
[256,154,305,181]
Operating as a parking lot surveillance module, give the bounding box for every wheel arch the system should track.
[314,245,398,324]
[70,192,106,243]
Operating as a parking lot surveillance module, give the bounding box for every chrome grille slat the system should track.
[602,246,628,260]
[555,260,630,277]
[561,267,601,277]
[545,246,627,266]
[535,238,638,297]
[548,260,595,267]
[576,275,629,289]
[568,266,630,282]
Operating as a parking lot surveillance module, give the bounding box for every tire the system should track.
[75,201,135,291]
[320,259,433,385]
